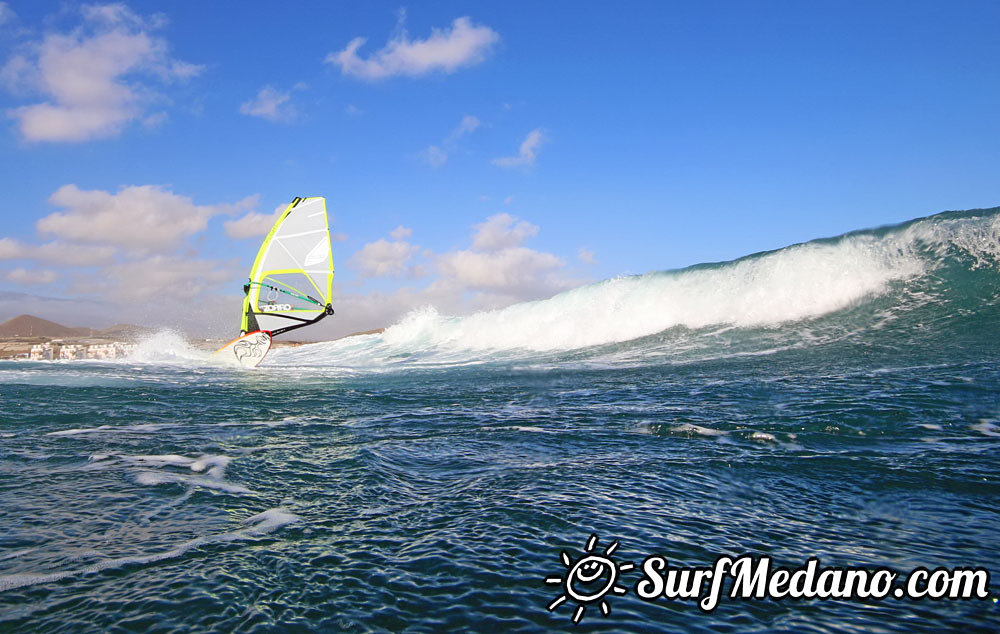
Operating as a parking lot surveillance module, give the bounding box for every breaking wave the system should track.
[268,208,1000,367]
[270,207,1000,368]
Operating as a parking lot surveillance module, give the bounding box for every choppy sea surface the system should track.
[2,208,999,632]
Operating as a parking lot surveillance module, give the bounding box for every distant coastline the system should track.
[0,314,384,359]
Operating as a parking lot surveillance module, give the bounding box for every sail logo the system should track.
[303,238,329,266]
[260,303,292,312]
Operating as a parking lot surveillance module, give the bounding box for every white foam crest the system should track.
[120,452,241,491]
[120,453,230,474]
[899,210,1000,268]
[216,416,306,428]
[46,424,164,437]
[670,423,729,437]
[496,235,919,350]
[47,425,114,436]
[243,508,301,532]
[190,455,231,478]
[126,454,195,468]
[127,330,210,364]
[0,508,300,593]
[133,470,252,495]
[304,233,924,360]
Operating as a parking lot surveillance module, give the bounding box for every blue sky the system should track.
[1,1,998,336]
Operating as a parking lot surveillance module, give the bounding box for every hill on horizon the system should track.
[0,314,146,338]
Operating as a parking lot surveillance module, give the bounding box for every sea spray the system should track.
[128,329,210,364]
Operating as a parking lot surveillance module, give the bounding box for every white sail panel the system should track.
[241,197,334,334]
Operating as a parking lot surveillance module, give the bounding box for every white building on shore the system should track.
[29,344,54,361]
[59,345,86,360]
[87,342,135,359]
[28,342,136,361]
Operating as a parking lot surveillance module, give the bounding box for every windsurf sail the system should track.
[240,196,335,337]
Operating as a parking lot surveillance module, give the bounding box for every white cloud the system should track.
[428,213,581,304]
[0,3,15,27]
[98,255,234,302]
[327,17,499,80]
[80,4,165,30]
[224,205,284,239]
[390,225,413,240]
[340,213,578,320]
[3,184,257,323]
[444,115,480,143]
[424,144,447,167]
[142,110,167,128]
[424,114,482,167]
[492,128,544,168]
[0,54,31,90]
[239,85,297,121]
[437,247,563,294]
[578,248,596,264]
[351,234,421,278]
[0,181,273,336]
[472,213,538,251]
[55,251,239,334]
[0,237,26,259]
[39,184,254,252]
[35,241,116,266]
[5,267,58,285]
[2,4,202,142]
[0,237,115,266]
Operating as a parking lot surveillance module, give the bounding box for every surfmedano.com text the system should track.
[636,555,992,611]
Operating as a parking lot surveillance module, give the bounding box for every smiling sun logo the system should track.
[545,534,633,624]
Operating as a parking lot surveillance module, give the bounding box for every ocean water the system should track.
[1,208,999,632]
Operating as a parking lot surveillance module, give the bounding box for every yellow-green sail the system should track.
[240,197,334,335]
